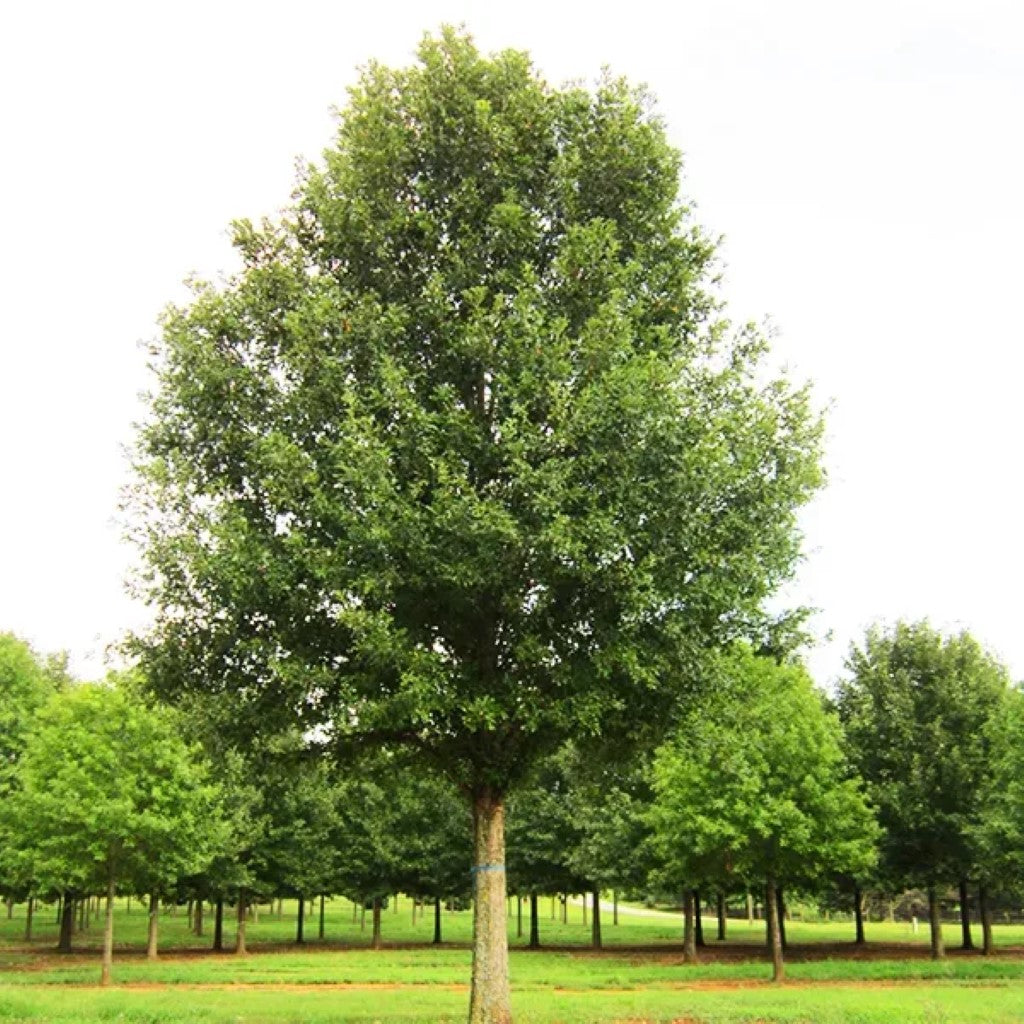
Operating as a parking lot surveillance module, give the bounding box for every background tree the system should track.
[836,621,1009,958]
[131,29,824,1023]
[0,684,221,984]
[649,649,878,981]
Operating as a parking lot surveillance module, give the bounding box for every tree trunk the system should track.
[766,874,784,982]
[581,892,587,928]
[716,892,726,940]
[928,886,945,959]
[56,894,63,925]
[235,892,247,955]
[319,895,325,940]
[352,898,358,923]
[434,896,443,944]
[516,895,523,938]
[694,888,705,947]
[958,878,974,949]
[126,895,131,916]
[561,893,567,925]
[213,898,224,951]
[613,890,618,926]
[296,892,305,944]
[58,895,75,952]
[101,873,115,987]
[747,891,753,924]
[854,884,866,945]
[468,785,511,1024]
[682,889,698,963]
[147,890,159,959]
[776,886,787,951]
[529,892,539,949]
[591,888,602,950]
[979,883,994,956]
[77,896,85,932]
[187,898,194,929]
[361,903,366,931]
[4,897,11,919]
[194,898,204,937]
[371,896,382,950]
[24,897,34,942]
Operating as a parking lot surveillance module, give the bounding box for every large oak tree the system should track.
[131,29,823,1023]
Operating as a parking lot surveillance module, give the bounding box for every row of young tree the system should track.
[3,621,1023,986]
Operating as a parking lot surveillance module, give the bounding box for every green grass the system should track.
[3,899,1024,1021]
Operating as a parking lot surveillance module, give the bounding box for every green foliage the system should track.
[130,28,824,794]
[649,649,878,891]
[0,683,222,896]
[836,621,1009,888]
[0,633,58,798]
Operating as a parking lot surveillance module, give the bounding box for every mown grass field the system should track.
[3,897,1024,1022]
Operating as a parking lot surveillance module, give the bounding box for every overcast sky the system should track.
[2,0,1022,685]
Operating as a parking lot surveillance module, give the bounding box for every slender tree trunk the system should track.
[55,894,62,926]
[682,889,698,963]
[24,897,34,942]
[371,896,382,950]
[766,874,784,982]
[434,896,443,944]
[551,895,555,920]
[297,893,305,944]
[4,897,11,919]
[319,895,325,940]
[613,890,619,926]
[58,896,75,952]
[194,898,204,937]
[516,895,523,938]
[979,883,994,956]
[694,888,705,947]
[213,899,224,951]
[77,896,85,932]
[561,894,567,925]
[529,892,539,949]
[776,887,787,951]
[468,785,511,1024]
[101,873,115,987]
[581,892,587,928]
[591,888,602,949]
[747,891,753,924]
[717,892,726,940]
[235,892,247,955]
[928,886,945,960]
[126,895,131,915]
[958,878,974,949]
[361,903,366,931]
[147,891,159,960]
[854,884,866,945]
[187,899,194,930]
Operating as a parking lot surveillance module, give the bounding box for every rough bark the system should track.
[235,892,247,954]
[591,888,601,950]
[147,891,159,959]
[980,884,994,956]
[928,886,945,959]
[297,893,305,944]
[854,885,866,945]
[958,878,974,949]
[682,889,698,963]
[58,896,75,952]
[434,896,443,944]
[101,873,115,987]
[766,874,784,982]
[468,786,511,1024]
[371,896,382,950]
[528,892,539,948]
[716,892,726,941]
[213,898,224,951]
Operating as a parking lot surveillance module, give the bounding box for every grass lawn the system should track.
[2,898,1024,1022]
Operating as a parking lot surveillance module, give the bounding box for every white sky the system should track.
[1,0,1022,686]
